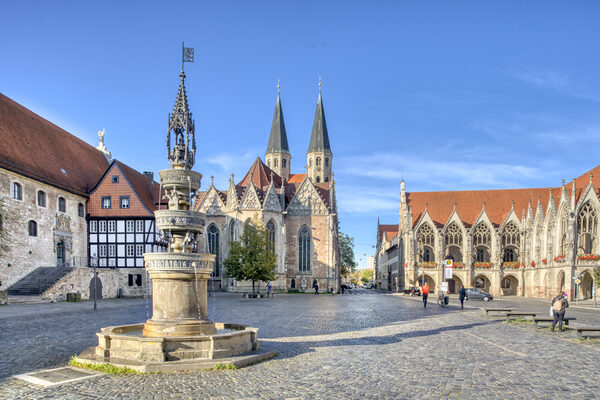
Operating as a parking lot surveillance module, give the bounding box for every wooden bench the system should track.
[533,317,576,327]
[484,308,512,317]
[576,327,600,338]
[505,312,537,321]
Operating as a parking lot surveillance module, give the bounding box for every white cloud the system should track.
[511,69,600,102]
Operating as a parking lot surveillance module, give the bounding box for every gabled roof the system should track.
[378,224,398,242]
[238,157,282,189]
[116,160,164,211]
[408,187,560,228]
[0,93,109,196]
[307,91,331,154]
[265,93,290,155]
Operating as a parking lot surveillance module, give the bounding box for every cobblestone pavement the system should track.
[1,291,599,399]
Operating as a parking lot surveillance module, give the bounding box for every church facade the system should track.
[377,171,600,301]
[194,90,341,293]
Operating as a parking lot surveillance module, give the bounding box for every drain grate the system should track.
[14,367,104,387]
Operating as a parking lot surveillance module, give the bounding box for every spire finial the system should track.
[210,175,214,186]
[277,78,280,93]
[590,172,594,185]
[561,178,565,187]
[318,75,322,92]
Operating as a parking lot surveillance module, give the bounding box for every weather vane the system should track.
[182,42,194,72]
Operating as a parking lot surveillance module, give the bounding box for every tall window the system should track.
[316,176,321,183]
[229,220,236,242]
[266,220,276,253]
[325,158,329,167]
[126,244,135,257]
[108,244,116,257]
[274,159,278,167]
[444,222,463,262]
[102,196,111,209]
[559,209,569,255]
[28,220,37,236]
[120,196,130,209]
[99,245,107,257]
[578,202,597,254]
[282,159,287,168]
[127,221,135,232]
[136,220,144,232]
[108,221,116,232]
[12,182,22,200]
[136,244,144,257]
[502,222,520,262]
[58,197,66,212]
[99,220,107,232]
[473,223,491,262]
[417,224,435,262]
[37,191,46,207]
[89,221,98,233]
[316,157,321,167]
[298,225,311,272]
[208,224,220,276]
[78,203,84,217]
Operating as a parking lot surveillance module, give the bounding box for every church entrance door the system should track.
[57,241,65,266]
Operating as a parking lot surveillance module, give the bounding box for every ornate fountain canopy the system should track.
[167,71,196,169]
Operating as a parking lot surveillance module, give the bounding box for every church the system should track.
[376,170,600,301]
[194,87,341,293]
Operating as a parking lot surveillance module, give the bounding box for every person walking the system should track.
[266,281,272,297]
[313,279,319,295]
[551,291,569,332]
[422,282,430,308]
[459,287,466,309]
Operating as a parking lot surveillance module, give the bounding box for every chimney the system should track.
[143,171,154,182]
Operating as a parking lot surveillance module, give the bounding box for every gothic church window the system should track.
[58,197,66,212]
[473,223,491,262]
[316,176,321,183]
[267,220,276,253]
[282,159,287,168]
[298,225,311,272]
[208,224,220,276]
[502,222,520,262]
[417,224,435,262]
[229,220,236,242]
[12,182,22,200]
[274,159,278,167]
[444,223,463,262]
[37,191,46,207]
[578,202,598,254]
[28,220,37,237]
[316,157,321,167]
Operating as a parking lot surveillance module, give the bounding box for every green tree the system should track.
[360,269,373,284]
[339,233,357,277]
[224,215,277,295]
[594,266,600,288]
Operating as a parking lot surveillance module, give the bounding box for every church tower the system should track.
[306,85,332,183]
[265,88,291,181]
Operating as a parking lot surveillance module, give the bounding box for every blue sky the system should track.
[2,1,600,268]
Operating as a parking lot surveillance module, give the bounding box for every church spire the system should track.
[167,70,196,169]
[306,80,333,184]
[265,81,291,181]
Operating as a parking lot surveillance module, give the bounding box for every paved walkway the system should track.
[1,292,599,399]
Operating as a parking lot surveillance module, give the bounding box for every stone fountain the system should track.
[77,70,275,372]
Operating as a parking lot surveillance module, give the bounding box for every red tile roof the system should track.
[0,93,109,196]
[378,224,398,242]
[238,157,282,190]
[116,161,164,211]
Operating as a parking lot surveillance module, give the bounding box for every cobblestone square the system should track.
[1,291,599,399]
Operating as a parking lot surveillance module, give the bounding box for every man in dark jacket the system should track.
[551,291,569,332]
[459,287,466,309]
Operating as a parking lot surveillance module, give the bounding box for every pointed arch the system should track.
[229,219,236,242]
[502,222,520,262]
[207,223,220,276]
[444,222,463,262]
[472,223,491,262]
[577,202,598,254]
[417,223,435,262]
[298,225,311,272]
[266,219,276,254]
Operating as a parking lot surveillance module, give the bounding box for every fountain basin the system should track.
[93,323,259,362]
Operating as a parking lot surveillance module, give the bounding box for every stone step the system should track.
[7,295,51,304]
[165,349,210,361]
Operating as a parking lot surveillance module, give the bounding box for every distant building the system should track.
[390,173,599,300]
[194,89,341,293]
[374,222,402,291]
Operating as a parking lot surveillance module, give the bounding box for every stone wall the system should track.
[43,267,151,301]
[0,168,88,288]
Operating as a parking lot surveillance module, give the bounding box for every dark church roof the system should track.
[0,93,109,196]
[265,93,289,155]
[307,91,331,154]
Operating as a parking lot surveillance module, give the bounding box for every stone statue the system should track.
[301,277,307,291]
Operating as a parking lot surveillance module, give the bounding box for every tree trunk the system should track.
[252,280,255,295]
